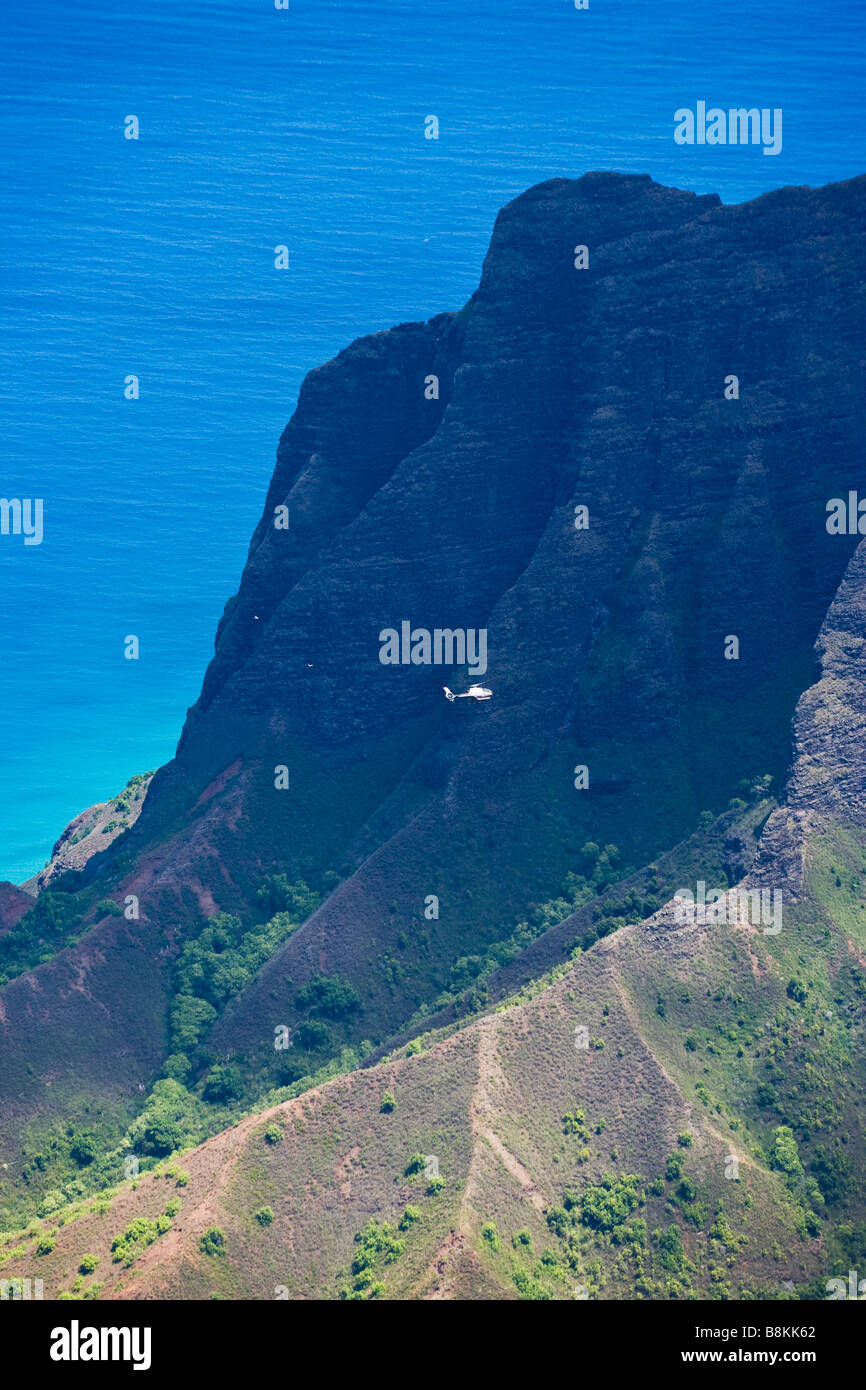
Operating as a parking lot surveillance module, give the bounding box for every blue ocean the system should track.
[1,0,864,882]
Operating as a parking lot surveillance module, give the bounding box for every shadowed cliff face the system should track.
[178,171,866,753]
[3,172,866,1141]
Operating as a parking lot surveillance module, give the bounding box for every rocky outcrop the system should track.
[23,773,154,894]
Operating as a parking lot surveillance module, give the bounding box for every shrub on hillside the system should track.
[294,1020,331,1051]
[578,1173,643,1232]
[137,1117,182,1157]
[255,875,320,919]
[769,1126,804,1181]
[295,974,361,1020]
[481,1222,500,1251]
[200,1227,226,1257]
[162,1053,192,1082]
[170,995,218,1054]
[202,1064,240,1104]
[69,1133,98,1166]
[94,898,123,918]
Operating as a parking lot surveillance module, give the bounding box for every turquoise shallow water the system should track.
[1,0,864,881]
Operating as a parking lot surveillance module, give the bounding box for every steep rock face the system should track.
[145,172,866,811]
[195,313,465,722]
[755,537,866,889]
[782,537,866,825]
[4,172,866,1125]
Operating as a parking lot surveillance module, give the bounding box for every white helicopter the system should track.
[443,683,492,703]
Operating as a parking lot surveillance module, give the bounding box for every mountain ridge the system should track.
[2,174,865,1288]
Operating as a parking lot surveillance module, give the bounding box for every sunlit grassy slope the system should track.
[3,816,863,1302]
